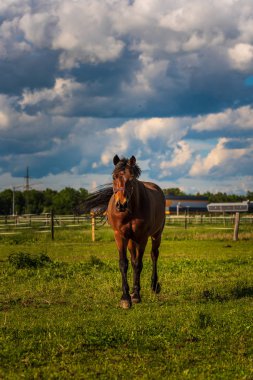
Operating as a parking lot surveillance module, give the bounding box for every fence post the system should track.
[91,213,96,242]
[184,211,187,229]
[233,212,240,241]
[51,209,54,241]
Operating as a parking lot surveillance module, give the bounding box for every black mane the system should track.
[113,157,141,178]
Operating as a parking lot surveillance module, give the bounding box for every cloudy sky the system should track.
[1,0,253,194]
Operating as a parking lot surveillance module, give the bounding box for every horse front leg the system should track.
[129,239,146,304]
[115,232,131,309]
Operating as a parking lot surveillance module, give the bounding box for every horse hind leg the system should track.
[151,234,161,294]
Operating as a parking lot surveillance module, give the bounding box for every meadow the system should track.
[0,222,253,379]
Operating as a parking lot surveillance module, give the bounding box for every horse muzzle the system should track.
[116,200,128,212]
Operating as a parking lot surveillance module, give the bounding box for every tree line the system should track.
[162,188,253,203]
[0,187,252,215]
[0,187,88,215]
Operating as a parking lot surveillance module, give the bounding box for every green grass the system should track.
[1,225,253,379]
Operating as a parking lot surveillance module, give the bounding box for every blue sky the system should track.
[0,0,253,194]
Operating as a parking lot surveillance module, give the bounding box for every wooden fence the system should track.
[0,213,252,241]
[0,214,90,240]
[166,213,253,226]
[0,214,90,228]
[1,213,253,229]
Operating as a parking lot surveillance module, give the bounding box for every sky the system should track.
[0,0,253,194]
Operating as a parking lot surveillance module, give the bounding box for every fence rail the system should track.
[0,214,90,231]
[166,214,253,225]
[0,213,252,242]
[0,213,253,230]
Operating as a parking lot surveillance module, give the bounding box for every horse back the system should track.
[143,181,165,205]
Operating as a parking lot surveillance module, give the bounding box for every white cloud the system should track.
[20,78,83,111]
[192,106,253,132]
[0,0,31,18]
[160,141,192,175]
[190,137,253,177]
[0,95,20,130]
[0,111,9,129]
[19,12,58,48]
[0,96,12,129]
[0,17,31,58]
[228,43,253,70]
[97,117,190,166]
[0,0,252,68]
[52,1,125,68]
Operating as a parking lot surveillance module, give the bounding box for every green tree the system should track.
[79,188,89,202]
[52,187,80,214]
[0,189,13,215]
[202,192,245,203]
[14,191,26,214]
[24,190,45,214]
[246,191,253,201]
[163,188,186,196]
[42,188,57,213]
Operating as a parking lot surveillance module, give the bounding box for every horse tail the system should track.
[77,184,113,216]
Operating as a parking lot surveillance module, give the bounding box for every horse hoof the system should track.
[120,299,132,309]
[152,282,161,294]
[131,293,141,304]
[156,283,161,293]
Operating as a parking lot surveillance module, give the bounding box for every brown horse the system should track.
[83,155,165,308]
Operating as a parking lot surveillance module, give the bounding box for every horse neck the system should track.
[129,179,146,210]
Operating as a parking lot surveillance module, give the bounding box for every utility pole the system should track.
[24,167,41,214]
[12,184,24,216]
[25,166,30,191]
[12,187,15,216]
[9,167,41,216]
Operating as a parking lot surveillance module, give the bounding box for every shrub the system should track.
[8,252,52,269]
[87,255,106,269]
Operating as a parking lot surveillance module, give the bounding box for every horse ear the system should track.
[113,155,120,166]
[129,155,136,167]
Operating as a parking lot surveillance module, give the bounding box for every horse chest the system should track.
[118,219,147,241]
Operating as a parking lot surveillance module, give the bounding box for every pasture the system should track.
[1,223,253,379]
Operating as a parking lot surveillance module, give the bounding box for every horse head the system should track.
[112,155,140,212]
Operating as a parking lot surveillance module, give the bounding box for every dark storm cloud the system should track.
[0,50,59,95]
[71,49,140,96]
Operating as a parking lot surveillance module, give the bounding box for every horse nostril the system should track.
[116,200,127,212]
[122,201,127,209]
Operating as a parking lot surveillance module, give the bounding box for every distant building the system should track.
[165,195,209,214]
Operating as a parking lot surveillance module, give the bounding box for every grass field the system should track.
[1,224,253,379]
